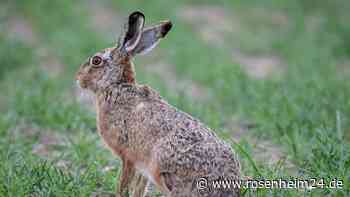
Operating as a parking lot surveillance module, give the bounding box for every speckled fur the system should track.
[75,12,240,197]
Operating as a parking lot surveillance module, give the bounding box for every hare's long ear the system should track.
[118,11,145,53]
[132,21,172,55]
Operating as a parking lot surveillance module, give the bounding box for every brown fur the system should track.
[121,58,136,84]
[75,12,241,197]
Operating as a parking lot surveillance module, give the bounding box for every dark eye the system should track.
[91,56,103,66]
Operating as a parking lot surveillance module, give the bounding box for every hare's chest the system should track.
[96,104,129,155]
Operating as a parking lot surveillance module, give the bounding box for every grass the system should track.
[0,0,349,196]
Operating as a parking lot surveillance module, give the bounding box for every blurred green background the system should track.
[0,0,349,196]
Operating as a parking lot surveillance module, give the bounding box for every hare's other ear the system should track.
[119,11,145,52]
[132,21,172,55]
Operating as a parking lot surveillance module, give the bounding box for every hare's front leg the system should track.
[116,160,149,197]
[130,172,149,197]
[116,160,135,197]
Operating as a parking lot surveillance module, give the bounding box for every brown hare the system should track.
[76,11,241,197]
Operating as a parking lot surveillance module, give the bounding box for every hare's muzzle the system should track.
[76,78,88,89]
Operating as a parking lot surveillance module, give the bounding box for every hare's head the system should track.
[76,11,172,92]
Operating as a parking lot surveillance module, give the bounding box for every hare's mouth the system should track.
[76,80,86,89]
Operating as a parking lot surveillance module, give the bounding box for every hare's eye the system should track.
[91,56,103,66]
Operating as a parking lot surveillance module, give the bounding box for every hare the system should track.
[76,11,241,197]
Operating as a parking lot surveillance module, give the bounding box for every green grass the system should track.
[0,0,349,196]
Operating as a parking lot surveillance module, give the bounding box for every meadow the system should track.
[0,0,349,196]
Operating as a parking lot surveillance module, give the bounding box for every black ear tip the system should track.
[161,21,173,37]
[129,11,145,20]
